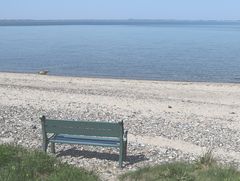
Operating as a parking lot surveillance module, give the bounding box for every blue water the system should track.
[0,23,240,83]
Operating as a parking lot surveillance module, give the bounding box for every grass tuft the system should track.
[0,144,99,181]
[195,149,216,169]
[120,150,240,181]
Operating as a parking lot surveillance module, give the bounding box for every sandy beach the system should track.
[0,72,240,180]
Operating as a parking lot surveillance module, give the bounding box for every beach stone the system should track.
[31,125,37,129]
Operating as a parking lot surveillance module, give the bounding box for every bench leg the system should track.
[119,146,123,168]
[42,140,48,152]
[123,141,127,161]
[51,142,55,154]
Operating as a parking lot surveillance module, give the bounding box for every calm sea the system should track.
[0,22,240,83]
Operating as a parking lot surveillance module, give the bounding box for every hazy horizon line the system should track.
[1,19,240,26]
[0,19,240,21]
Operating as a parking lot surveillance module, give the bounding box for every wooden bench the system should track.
[40,116,128,167]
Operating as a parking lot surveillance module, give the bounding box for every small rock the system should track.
[31,125,37,129]
[168,105,172,109]
[38,70,49,75]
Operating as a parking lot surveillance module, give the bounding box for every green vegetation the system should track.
[120,151,240,181]
[2,144,240,181]
[0,144,99,181]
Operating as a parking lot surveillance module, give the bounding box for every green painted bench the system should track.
[40,116,128,167]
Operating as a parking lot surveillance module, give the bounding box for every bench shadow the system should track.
[56,147,148,166]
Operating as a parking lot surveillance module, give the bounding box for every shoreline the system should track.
[1,72,240,180]
[0,71,240,85]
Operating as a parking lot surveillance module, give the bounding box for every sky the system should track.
[0,0,240,20]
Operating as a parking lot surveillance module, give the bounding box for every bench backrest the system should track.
[40,116,123,138]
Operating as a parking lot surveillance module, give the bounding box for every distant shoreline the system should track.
[0,71,239,85]
[1,19,240,26]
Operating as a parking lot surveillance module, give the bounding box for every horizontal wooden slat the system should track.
[45,126,120,137]
[44,119,122,137]
[49,134,120,147]
[45,119,120,130]
[53,134,120,142]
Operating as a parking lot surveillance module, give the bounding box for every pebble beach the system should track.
[0,72,240,180]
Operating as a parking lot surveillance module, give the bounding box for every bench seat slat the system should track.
[52,134,121,141]
[49,134,120,147]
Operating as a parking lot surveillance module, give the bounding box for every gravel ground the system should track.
[0,105,195,180]
[1,72,240,180]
